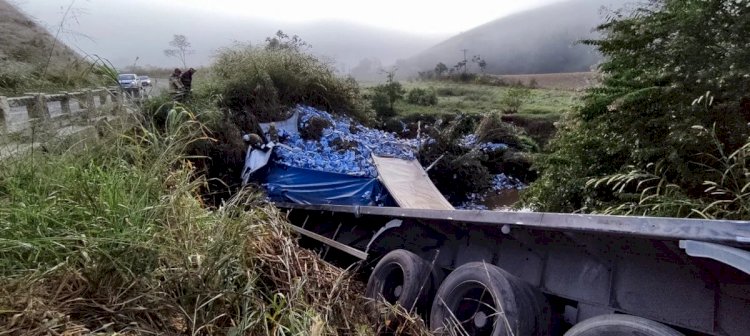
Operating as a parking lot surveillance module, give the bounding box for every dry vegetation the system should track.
[0,0,106,95]
[0,96,429,335]
[494,72,600,91]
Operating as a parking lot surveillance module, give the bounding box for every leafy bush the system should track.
[370,70,405,119]
[524,0,750,217]
[499,87,532,114]
[406,87,438,106]
[371,88,396,118]
[475,111,539,151]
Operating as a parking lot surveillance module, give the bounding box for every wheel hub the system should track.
[393,285,403,298]
[474,311,488,328]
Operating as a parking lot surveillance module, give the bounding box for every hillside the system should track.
[0,0,91,94]
[396,0,629,76]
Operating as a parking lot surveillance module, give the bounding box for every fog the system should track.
[16,1,449,71]
[15,0,630,76]
[396,0,632,76]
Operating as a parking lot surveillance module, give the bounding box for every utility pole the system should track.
[461,49,468,74]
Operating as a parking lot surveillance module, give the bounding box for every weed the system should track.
[406,87,438,106]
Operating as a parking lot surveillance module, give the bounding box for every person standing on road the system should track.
[180,68,197,98]
[169,68,184,93]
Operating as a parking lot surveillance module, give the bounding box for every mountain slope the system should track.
[0,0,90,94]
[398,0,629,76]
[0,0,84,68]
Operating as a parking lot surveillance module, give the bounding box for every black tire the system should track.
[564,314,685,336]
[430,262,550,336]
[365,249,437,313]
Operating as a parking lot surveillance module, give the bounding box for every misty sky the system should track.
[20,0,562,35]
[14,0,565,69]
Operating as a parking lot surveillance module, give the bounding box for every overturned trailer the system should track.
[243,112,750,336]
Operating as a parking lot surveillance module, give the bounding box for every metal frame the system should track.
[278,203,750,245]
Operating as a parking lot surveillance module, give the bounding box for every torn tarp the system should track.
[263,162,393,206]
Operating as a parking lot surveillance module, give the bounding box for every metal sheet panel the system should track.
[372,155,454,210]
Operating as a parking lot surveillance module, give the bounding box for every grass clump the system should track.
[476,111,539,152]
[419,117,492,203]
[0,108,426,335]
[406,87,438,106]
[209,38,366,123]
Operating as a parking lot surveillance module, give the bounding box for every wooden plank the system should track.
[287,224,368,260]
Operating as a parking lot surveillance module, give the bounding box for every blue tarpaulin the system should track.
[263,162,393,206]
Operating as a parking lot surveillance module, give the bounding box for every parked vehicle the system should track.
[117,73,142,97]
[138,75,151,87]
[243,112,750,336]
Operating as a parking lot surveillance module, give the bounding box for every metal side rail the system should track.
[277,203,750,245]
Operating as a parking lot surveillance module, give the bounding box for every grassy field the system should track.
[384,80,581,118]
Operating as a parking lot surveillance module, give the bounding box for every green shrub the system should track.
[499,87,532,114]
[371,88,396,118]
[525,0,750,217]
[406,87,438,106]
[370,70,405,119]
[475,111,539,151]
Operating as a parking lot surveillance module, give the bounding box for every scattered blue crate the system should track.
[459,134,509,152]
[270,106,419,177]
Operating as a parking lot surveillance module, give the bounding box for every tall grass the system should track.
[0,105,427,335]
[209,43,368,123]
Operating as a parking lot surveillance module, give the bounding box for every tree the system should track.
[371,67,405,118]
[434,62,448,77]
[265,30,309,51]
[472,55,487,73]
[524,0,750,218]
[164,34,194,68]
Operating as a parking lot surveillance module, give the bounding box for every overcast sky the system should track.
[14,0,567,68]
[19,0,563,35]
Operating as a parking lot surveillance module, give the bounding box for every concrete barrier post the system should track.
[114,90,124,115]
[28,94,50,120]
[61,92,72,115]
[103,88,112,105]
[0,96,8,133]
[98,90,107,106]
[84,89,96,118]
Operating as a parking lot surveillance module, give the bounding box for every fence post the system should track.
[0,96,8,133]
